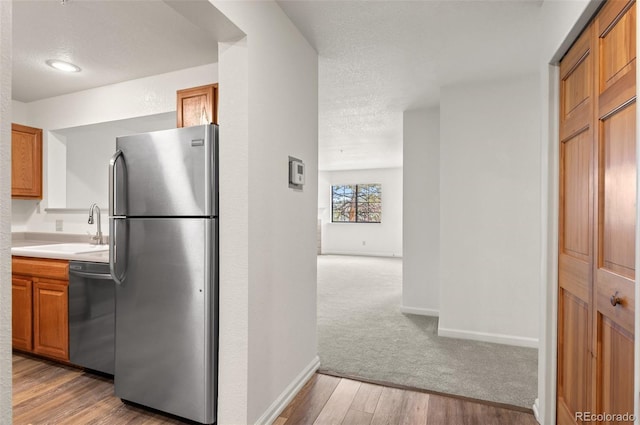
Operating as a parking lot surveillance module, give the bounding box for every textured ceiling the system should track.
[277,0,543,170]
[12,0,241,103]
[12,1,542,171]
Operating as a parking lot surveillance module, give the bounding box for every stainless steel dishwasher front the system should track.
[68,260,115,375]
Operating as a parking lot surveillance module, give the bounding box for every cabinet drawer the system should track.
[12,257,69,281]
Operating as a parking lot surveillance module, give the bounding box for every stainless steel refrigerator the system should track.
[109,124,218,424]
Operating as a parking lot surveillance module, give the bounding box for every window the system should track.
[331,184,382,223]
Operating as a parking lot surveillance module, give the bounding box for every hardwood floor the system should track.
[275,374,538,425]
[13,352,538,425]
[13,353,184,424]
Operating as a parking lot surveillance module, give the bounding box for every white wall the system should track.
[216,36,250,425]
[439,74,541,348]
[318,168,402,257]
[27,63,217,130]
[0,2,11,421]
[402,107,439,316]
[537,1,603,423]
[11,63,217,235]
[211,2,319,424]
[49,114,176,209]
[60,130,114,208]
[12,99,26,123]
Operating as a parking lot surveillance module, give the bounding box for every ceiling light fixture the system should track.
[45,59,81,73]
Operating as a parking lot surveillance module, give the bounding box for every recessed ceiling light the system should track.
[45,59,81,73]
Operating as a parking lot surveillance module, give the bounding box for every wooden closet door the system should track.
[594,0,636,419]
[557,25,596,425]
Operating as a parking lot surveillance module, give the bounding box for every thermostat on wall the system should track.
[289,157,305,188]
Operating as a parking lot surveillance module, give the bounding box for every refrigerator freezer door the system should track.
[114,124,217,217]
[114,218,216,424]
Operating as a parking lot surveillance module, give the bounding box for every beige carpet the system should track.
[317,255,537,409]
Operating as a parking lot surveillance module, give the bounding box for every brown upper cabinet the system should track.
[12,123,43,199]
[177,83,218,127]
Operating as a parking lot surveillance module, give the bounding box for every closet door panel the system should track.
[598,1,635,93]
[558,129,594,423]
[599,103,636,279]
[558,24,596,425]
[561,29,594,142]
[594,102,636,417]
[557,289,591,423]
[561,131,593,263]
[596,315,634,422]
[593,1,636,416]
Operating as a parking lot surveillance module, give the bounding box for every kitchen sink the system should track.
[14,243,109,255]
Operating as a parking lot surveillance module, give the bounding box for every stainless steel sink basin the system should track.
[14,243,109,255]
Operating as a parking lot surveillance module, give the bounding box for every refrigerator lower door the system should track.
[114,218,217,424]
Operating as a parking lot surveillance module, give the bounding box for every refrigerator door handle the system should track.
[109,149,124,217]
[109,149,126,285]
[109,217,126,285]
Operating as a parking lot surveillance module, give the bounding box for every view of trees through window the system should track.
[331,184,382,223]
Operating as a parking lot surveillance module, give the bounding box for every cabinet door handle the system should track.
[610,291,622,307]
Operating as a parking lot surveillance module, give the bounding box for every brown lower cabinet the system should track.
[12,257,69,362]
[12,276,33,351]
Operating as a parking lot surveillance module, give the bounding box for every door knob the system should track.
[610,291,622,307]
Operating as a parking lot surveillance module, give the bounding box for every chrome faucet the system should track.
[88,203,104,245]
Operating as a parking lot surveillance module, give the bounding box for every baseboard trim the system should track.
[254,355,320,425]
[400,306,439,317]
[437,327,539,348]
[532,398,541,424]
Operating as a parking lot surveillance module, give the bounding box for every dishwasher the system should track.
[68,260,115,375]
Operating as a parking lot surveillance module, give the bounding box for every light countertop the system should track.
[11,232,109,263]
